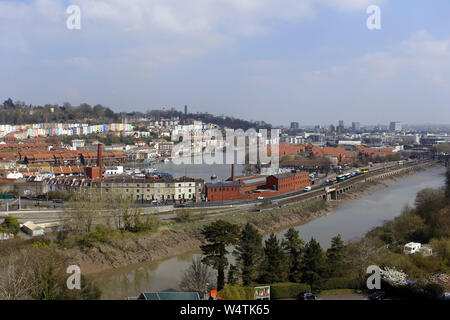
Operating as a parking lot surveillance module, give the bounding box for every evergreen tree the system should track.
[200,220,240,291]
[282,228,304,282]
[234,223,264,286]
[259,234,287,284]
[325,234,346,277]
[301,238,326,289]
[34,265,59,300]
[227,265,239,285]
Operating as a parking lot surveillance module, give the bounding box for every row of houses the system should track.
[44,176,205,202]
[17,149,126,165]
[0,122,134,138]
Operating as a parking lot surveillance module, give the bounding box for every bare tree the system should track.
[179,257,216,298]
[0,249,35,300]
[65,190,107,233]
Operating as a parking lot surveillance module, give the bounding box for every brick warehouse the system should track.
[205,167,310,202]
[266,172,310,193]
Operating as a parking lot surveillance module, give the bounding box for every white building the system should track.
[105,166,124,175]
[404,242,421,254]
[21,221,45,237]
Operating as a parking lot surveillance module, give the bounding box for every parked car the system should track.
[298,292,316,300]
[257,196,264,200]
[304,186,312,192]
[52,199,63,204]
[368,290,386,300]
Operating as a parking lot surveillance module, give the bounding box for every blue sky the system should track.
[1,0,449,126]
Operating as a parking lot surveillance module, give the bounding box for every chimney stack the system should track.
[97,143,103,169]
[231,164,235,181]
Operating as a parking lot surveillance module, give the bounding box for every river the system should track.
[92,166,446,300]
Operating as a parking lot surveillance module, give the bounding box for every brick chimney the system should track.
[231,164,235,181]
[97,143,103,169]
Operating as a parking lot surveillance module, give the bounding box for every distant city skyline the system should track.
[1,0,450,125]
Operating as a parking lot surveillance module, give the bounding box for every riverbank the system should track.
[68,164,437,275]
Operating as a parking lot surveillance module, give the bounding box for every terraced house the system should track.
[98,176,204,203]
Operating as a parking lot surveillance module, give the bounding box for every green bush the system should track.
[269,282,311,299]
[219,285,254,300]
[135,215,160,232]
[2,216,20,235]
[78,225,110,247]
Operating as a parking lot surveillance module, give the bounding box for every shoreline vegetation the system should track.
[0,163,443,300]
[69,164,435,276]
[192,165,449,300]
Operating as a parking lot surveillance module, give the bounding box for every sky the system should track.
[0,0,449,127]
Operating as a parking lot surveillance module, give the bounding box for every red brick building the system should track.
[205,171,311,202]
[266,172,310,193]
[205,181,241,201]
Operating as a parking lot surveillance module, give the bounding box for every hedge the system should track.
[219,285,254,300]
[320,277,363,290]
[219,282,312,300]
[269,282,311,299]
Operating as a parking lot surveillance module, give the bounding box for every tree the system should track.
[282,228,304,282]
[65,190,105,233]
[2,216,20,235]
[179,257,215,298]
[234,223,264,286]
[200,220,240,291]
[227,265,239,286]
[259,234,287,284]
[415,188,445,223]
[301,238,326,289]
[34,265,59,300]
[0,250,35,299]
[325,235,346,277]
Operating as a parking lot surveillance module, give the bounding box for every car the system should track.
[298,292,316,300]
[368,290,386,300]
[304,186,312,192]
[257,196,264,200]
[52,199,63,204]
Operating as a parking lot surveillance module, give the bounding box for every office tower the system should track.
[352,122,360,131]
[389,121,402,132]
